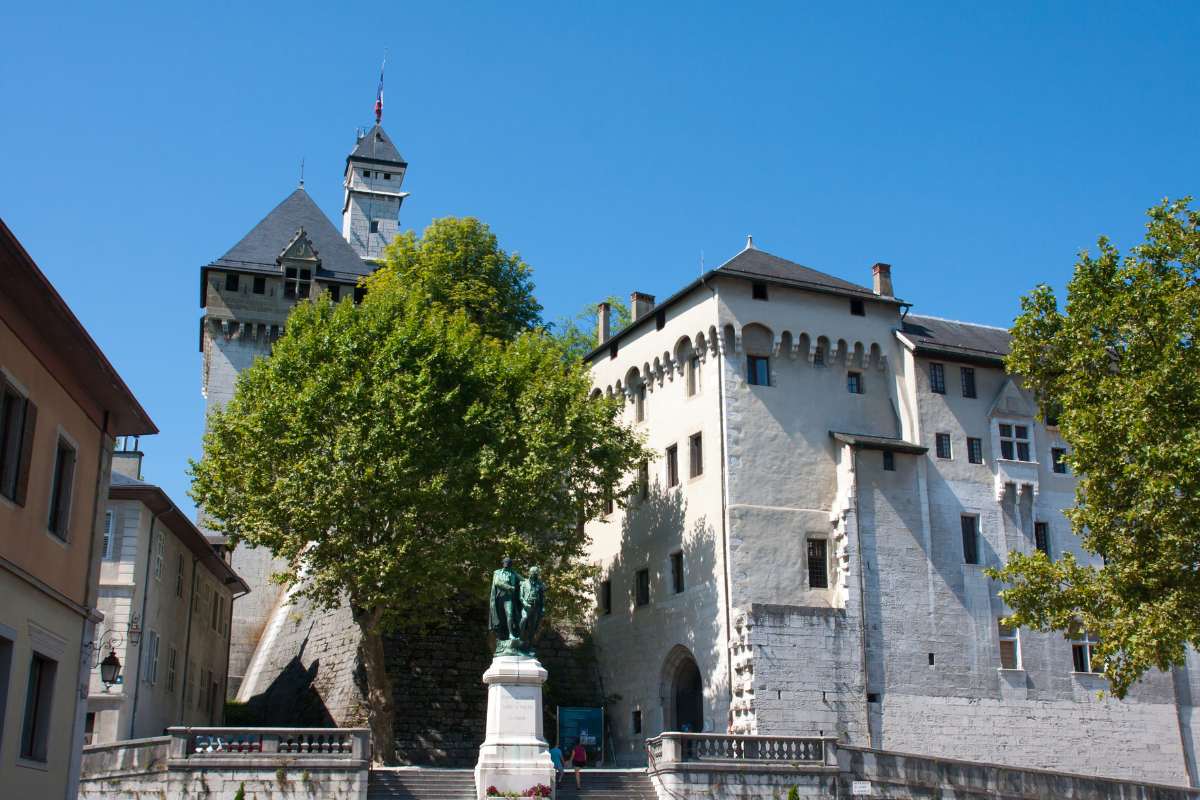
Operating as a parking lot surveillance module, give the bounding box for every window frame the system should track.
[19,652,56,763]
[849,298,865,316]
[935,433,952,460]
[688,432,703,478]
[686,355,701,397]
[847,371,863,394]
[670,551,684,594]
[746,355,770,386]
[635,384,646,422]
[666,444,679,488]
[960,367,977,398]
[1071,631,1101,674]
[998,423,1033,462]
[807,537,829,589]
[998,621,1021,670]
[47,434,77,540]
[967,437,983,464]
[636,461,649,501]
[153,531,164,581]
[929,362,946,394]
[635,569,650,607]
[102,511,115,560]
[175,553,185,598]
[960,515,980,565]
[632,708,643,735]
[1052,447,1069,474]
[882,450,895,471]
[284,267,312,300]
[252,275,266,295]
[1034,521,1050,556]
[599,579,612,615]
[166,646,178,693]
[224,272,239,292]
[751,281,768,301]
[0,377,36,504]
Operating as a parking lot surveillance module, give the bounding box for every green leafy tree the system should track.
[554,297,632,360]
[990,198,1200,697]
[191,219,647,763]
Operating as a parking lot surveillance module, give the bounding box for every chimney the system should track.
[630,292,656,322]
[597,301,611,345]
[872,263,893,297]
[112,436,144,480]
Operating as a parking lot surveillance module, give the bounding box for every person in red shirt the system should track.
[570,741,587,788]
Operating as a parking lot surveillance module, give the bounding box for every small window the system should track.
[670,551,684,594]
[632,709,643,734]
[935,433,952,460]
[689,433,703,478]
[847,372,863,394]
[929,363,946,394]
[961,367,977,398]
[635,569,650,606]
[252,276,266,294]
[1034,522,1050,556]
[369,220,380,233]
[998,621,1021,669]
[752,282,768,300]
[1071,631,1100,673]
[807,538,829,589]
[153,532,164,580]
[747,355,770,386]
[47,437,77,539]
[635,385,646,422]
[882,450,895,471]
[600,580,612,615]
[102,511,114,560]
[20,653,57,762]
[637,461,649,501]
[686,355,701,397]
[813,345,825,366]
[609,342,618,360]
[284,267,311,300]
[1052,448,1068,474]
[224,272,239,292]
[849,298,865,316]
[328,285,341,302]
[666,445,679,488]
[175,553,185,598]
[143,630,159,685]
[928,653,935,666]
[967,437,983,464]
[655,309,666,331]
[166,646,178,693]
[362,169,371,177]
[0,381,36,504]
[960,515,979,565]
[998,423,1032,462]
[383,172,391,180]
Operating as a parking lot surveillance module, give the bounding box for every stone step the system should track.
[367,769,656,800]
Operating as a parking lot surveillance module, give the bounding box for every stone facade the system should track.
[583,246,1200,785]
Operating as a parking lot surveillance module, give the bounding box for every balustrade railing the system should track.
[646,732,835,768]
[168,727,369,762]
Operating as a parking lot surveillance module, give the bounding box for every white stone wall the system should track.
[341,165,404,260]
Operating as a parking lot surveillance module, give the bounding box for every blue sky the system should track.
[2,2,1197,517]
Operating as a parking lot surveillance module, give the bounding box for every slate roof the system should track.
[347,125,406,166]
[208,188,372,281]
[716,247,881,301]
[900,314,1011,365]
[111,471,150,487]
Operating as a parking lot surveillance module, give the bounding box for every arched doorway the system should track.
[661,646,704,732]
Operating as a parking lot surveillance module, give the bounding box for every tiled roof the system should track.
[901,314,1011,363]
[716,247,881,301]
[209,188,372,280]
[347,125,406,166]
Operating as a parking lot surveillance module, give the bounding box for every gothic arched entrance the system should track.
[661,646,704,732]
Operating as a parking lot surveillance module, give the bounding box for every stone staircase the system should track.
[367,768,656,800]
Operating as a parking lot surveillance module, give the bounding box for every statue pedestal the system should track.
[474,656,556,799]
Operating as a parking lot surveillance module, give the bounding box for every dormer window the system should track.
[284,267,311,299]
[998,423,1031,461]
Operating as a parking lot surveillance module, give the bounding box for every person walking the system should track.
[571,740,587,788]
[549,743,564,785]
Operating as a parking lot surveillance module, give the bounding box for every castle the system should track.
[196,124,1200,787]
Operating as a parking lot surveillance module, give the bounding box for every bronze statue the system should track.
[488,558,545,657]
[519,566,545,650]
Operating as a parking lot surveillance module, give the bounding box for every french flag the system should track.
[374,58,385,123]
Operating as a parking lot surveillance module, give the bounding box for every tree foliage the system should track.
[990,198,1200,697]
[190,218,646,760]
[553,297,632,360]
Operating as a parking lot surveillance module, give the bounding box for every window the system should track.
[369,220,379,233]
[599,580,612,615]
[284,267,311,299]
[967,437,983,464]
[747,355,770,386]
[807,538,829,589]
[353,286,367,304]
[608,342,618,360]
[47,436,77,538]
[635,385,646,422]
[666,445,679,488]
[84,712,95,746]
[850,298,865,316]
[998,621,1021,669]
[166,646,178,693]
[882,450,895,471]
[1052,447,1068,474]
[632,709,642,735]
[960,516,979,565]
[1,380,36,504]
[935,433,952,459]
[0,633,13,748]
[1033,521,1050,556]
[635,569,650,606]
[252,276,266,294]
[143,630,160,685]
[847,372,863,394]
[328,285,341,302]
[20,653,56,762]
[686,355,701,397]
[153,532,164,580]
[813,345,825,366]
[655,309,666,331]
[102,511,114,560]
[929,363,946,394]
[998,423,1031,461]
[670,551,684,594]
[1071,631,1100,673]
[176,554,185,597]
[383,172,391,180]
[689,433,703,478]
[637,461,649,500]
[752,281,768,300]
[961,367,977,398]
[224,272,239,292]
[362,169,371,177]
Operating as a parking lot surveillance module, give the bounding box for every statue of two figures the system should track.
[488,558,545,658]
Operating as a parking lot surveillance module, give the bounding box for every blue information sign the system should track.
[557,706,604,763]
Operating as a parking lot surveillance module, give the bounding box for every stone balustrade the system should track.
[647,732,837,766]
[172,726,367,760]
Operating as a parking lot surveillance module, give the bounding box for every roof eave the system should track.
[829,431,928,454]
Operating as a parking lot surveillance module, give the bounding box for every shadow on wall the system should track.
[233,625,336,727]
[599,479,722,753]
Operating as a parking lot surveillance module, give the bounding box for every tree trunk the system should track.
[355,606,397,766]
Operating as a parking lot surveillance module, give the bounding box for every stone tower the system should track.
[341,125,409,261]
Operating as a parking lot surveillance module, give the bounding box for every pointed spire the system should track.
[744,234,755,250]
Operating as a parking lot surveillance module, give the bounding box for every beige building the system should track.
[0,219,156,799]
[85,446,248,744]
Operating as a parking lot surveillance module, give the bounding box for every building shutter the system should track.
[13,401,37,506]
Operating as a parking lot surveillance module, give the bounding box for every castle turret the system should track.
[341,125,408,261]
